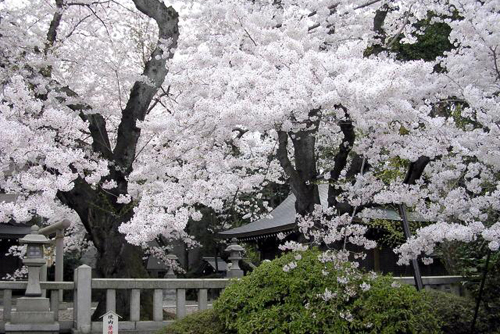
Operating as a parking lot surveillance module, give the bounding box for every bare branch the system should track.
[85,4,113,39]
[66,1,112,6]
[244,28,257,46]
[114,69,124,111]
[386,5,413,49]
[232,127,248,139]
[146,88,170,114]
[355,0,382,10]
[64,14,92,40]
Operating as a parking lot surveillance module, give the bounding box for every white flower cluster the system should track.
[394,221,495,265]
[295,205,377,257]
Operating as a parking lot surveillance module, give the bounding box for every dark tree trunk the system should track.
[276,109,321,217]
[57,182,153,319]
[326,108,369,216]
[42,0,180,320]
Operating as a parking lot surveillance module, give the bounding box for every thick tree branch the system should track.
[403,156,431,185]
[45,0,64,54]
[56,86,113,160]
[56,176,97,244]
[327,108,356,212]
[276,130,300,183]
[329,108,355,183]
[277,109,321,215]
[113,0,179,173]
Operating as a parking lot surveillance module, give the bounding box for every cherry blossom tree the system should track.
[1,0,499,296]
[145,0,500,264]
[0,0,180,282]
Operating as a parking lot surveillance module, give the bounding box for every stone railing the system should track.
[0,281,75,333]
[73,265,230,333]
[0,269,465,334]
[394,275,465,295]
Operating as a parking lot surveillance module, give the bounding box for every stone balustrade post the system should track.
[198,288,208,311]
[130,289,141,321]
[153,289,163,321]
[4,289,12,322]
[106,289,116,313]
[176,288,186,319]
[75,264,92,334]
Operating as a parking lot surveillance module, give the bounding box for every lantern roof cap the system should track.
[225,238,244,252]
[19,225,51,245]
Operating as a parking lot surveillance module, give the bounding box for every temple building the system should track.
[220,185,447,276]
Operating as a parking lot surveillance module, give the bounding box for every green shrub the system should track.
[214,249,441,334]
[157,309,225,334]
[427,290,496,334]
[349,275,441,333]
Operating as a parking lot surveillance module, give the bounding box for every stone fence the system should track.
[0,281,74,333]
[0,268,465,334]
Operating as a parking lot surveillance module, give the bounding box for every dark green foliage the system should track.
[365,12,454,64]
[349,276,440,334]
[426,290,495,334]
[214,249,441,334]
[391,22,453,62]
[157,309,225,334]
[456,242,500,332]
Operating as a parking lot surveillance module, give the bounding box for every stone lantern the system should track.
[225,238,244,278]
[164,254,179,279]
[20,225,51,296]
[5,225,59,333]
